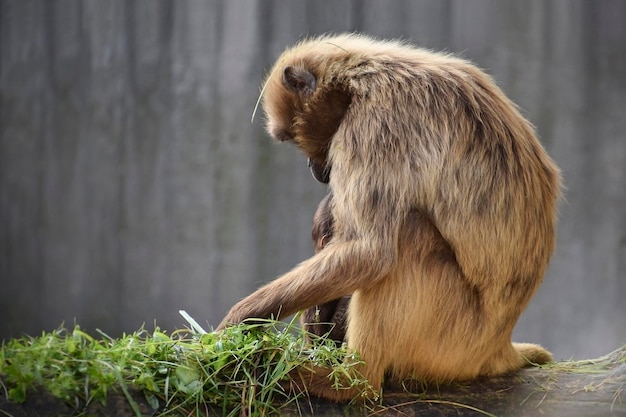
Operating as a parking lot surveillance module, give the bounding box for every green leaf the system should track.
[143,390,160,410]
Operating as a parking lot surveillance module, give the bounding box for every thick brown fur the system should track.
[218,33,560,401]
[301,193,350,346]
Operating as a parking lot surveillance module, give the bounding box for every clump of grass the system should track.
[0,312,372,416]
[539,345,626,375]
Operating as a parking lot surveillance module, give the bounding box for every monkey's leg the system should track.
[301,299,342,337]
[301,296,350,345]
[284,362,369,402]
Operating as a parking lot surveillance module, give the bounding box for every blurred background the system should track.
[1,1,624,361]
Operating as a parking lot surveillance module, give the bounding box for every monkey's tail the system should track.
[513,342,553,366]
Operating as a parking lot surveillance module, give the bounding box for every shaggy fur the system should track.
[218,33,561,401]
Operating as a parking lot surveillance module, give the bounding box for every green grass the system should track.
[0,312,371,416]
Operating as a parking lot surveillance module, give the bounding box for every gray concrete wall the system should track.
[1,0,624,360]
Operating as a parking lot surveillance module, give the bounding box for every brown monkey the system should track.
[301,192,350,346]
[218,34,560,401]
[311,192,334,254]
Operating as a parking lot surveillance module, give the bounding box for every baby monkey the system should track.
[300,193,350,346]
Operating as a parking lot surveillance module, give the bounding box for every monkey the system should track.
[217,33,561,402]
[311,192,334,254]
[300,192,350,346]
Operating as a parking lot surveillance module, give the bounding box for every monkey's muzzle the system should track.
[308,158,331,184]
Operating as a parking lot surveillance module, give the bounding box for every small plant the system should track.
[0,312,372,416]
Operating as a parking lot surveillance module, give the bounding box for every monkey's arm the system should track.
[216,239,394,329]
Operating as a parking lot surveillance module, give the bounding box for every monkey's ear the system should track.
[283,66,316,95]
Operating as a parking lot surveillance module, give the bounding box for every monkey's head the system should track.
[261,38,355,184]
[312,193,334,252]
